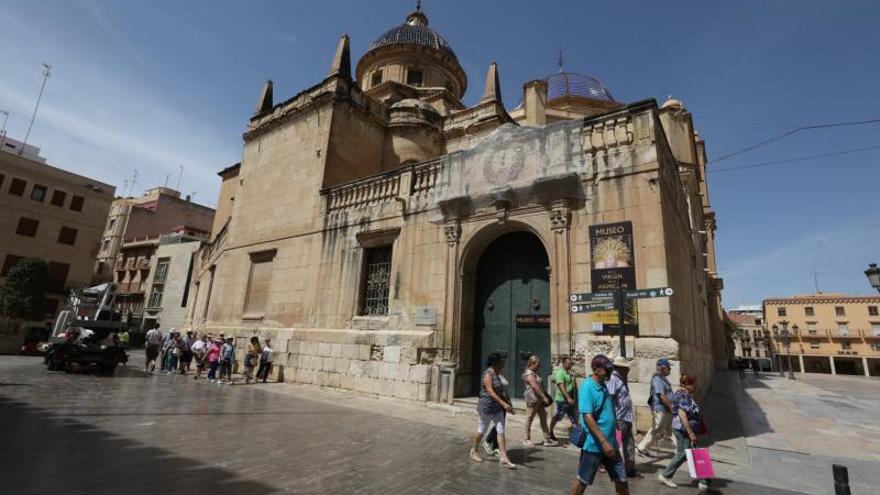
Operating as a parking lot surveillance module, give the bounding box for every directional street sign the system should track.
[570,292,615,303]
[571,301,616,313]
[570,287,673,313]
[624,287,674,299]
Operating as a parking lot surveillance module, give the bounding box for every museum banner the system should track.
[589,221,638,333]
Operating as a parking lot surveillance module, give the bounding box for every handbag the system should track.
[569,391,608,449]
[685,448,715,479]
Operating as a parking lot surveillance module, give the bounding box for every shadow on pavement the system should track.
[702,371,773,446]
[0,396,279,495]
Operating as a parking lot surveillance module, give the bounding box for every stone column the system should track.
[863,357,870,377]
[829,356,837,375]
[442,219,461,352]
[798,354,805,374]
[549,200,572,358]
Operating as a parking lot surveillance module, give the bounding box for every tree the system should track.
[0,258,48,335]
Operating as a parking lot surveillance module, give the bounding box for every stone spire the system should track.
[254,80,273,115]
[327,34,351,79]
[480,61,501,104]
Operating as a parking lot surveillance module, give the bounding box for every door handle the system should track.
[532,298,541,310]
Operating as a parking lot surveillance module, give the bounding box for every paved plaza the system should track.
[0,355,869,495]
[722,371,880,495]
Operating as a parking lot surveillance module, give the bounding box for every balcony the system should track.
[124,258,136,270]
[829,328,861,339]
[136,257,151,270]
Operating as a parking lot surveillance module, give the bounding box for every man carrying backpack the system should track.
[569,354,629,495]
[636,358,676,458]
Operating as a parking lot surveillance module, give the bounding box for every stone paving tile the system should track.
[0,357,800,495]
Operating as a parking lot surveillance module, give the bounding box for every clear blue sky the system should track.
[2,0,878,305]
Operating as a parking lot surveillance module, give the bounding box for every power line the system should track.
[710,144,880,174]
[711,117,880,163]
[693,115,796,129]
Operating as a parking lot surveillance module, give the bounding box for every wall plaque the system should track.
[516,314,550,328]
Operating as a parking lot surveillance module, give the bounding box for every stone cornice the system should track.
[764,296,880,305]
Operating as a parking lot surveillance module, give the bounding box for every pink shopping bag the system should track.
[615,429,623,447]
[685,448,715,479]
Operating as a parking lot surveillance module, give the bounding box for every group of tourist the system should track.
[142,326,274,385]
[469,352,708,493]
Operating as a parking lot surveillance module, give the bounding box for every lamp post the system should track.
[866,263,880,293]
[787,324,797,379]
[772,324,783,376]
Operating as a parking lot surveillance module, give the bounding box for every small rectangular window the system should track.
[371,70,383,87]
[835,306,845,317]
[804,306,814,317]
[243,250,276,317]
[871,323,880,336]
[15,217,39,237]
[50,190,66,207]
[777,307,786,317]
[1,254,24,276]
[58,227,78,245]
[148,285,164,308]
[70,195,85,211]
[154,258,170,283]
[360,245,392,316]
[406,69,423,87]
[30,184,47,202]
[869,306,879,317]
[102,239,111,252]
[108,218,116,231]
[9,178,26,196]
[46,262,70,293]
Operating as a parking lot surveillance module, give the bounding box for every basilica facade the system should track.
[187,6,725,424]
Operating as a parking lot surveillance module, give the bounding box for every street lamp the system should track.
[787,324,797,380]
[866,263,880,293]
[772,323,783,376]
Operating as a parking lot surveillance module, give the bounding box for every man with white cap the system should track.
[637,357,676,457]
[607,356,639,477]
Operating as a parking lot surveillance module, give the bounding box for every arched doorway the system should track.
[472,231,551,398]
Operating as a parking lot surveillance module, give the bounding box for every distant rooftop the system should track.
[0,135,45,162]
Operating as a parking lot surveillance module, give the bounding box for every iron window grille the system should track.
[360,246,392,316]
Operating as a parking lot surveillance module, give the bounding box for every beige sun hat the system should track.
[612,356,631,368]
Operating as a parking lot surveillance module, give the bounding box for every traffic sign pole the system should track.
[617,287,627,358]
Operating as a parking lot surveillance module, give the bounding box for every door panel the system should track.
[474,232,550,398]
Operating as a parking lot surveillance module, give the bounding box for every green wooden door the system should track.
[474,232,551,398]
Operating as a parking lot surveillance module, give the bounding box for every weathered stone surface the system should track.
[409,364,431,384]
[383,346,401,364]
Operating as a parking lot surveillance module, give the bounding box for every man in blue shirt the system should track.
[570,354,629,495]
[637,358,675,457]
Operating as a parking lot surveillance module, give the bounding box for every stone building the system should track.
[96,187,214,331]
[728,304,769,360]
[141,234,202,332]
[0,141,114,324]
[188,5,725,417]
[764,293,880,377]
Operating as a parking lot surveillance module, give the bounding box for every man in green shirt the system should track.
[550,356,578,441]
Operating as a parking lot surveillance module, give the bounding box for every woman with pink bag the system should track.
[657,374,710,492]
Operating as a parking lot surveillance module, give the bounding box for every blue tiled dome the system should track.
[367,8,456,59]
[547,72,615,102]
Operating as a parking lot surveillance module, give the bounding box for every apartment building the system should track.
[764,293,880,377]
[0,143,115,325]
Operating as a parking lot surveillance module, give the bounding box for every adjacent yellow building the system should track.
[764,293,880,377]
